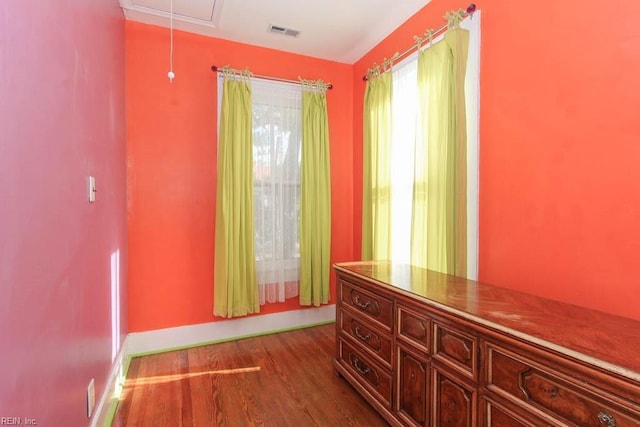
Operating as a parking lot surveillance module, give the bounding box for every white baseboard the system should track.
[91,335,130,427]
[127,304,336,355]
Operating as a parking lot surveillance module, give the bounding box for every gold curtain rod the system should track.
[211,65,333,90]
[363,3,477,81]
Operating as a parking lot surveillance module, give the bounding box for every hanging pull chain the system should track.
[168,0,175,82]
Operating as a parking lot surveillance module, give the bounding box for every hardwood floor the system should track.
[111,323,388,426]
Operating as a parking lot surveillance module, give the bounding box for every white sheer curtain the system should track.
[391,58,418,264]
[463,12,481,279]
[390,12,480,279]
[251,79,302,304]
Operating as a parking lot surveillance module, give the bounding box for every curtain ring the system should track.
[426,29,434,46]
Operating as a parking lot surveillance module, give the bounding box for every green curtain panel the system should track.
[214,77,260,317]
[300,90,331,306]
[362,72,393,261]
[411,28,469,275]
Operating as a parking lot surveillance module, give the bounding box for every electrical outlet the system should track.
[87,378,95,418]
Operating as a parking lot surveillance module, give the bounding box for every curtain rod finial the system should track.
[211,65,218,72]
[466,3,476,14]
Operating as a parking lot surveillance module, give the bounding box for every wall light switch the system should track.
[88,176,96,203]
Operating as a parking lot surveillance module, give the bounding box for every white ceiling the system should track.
[119,0,432,64]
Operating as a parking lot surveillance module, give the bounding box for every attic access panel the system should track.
[125,0,218,26]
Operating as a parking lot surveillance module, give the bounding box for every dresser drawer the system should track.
[339,279,393,332]
[433,320,478,381]
[397,304,431,354]
[338,338,393,407]
[485,343,640,427]
[481,396,551,427]
[339,309,392,367]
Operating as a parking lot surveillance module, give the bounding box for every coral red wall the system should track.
[0,1,127,424]
[354,0,640,320]
[126,22,353,332]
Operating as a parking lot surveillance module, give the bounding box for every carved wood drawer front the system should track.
[340,280,393,332]
[397,304,431,354]
[340,309,392,367]
[432,365,478,427]
[485,403,530,427]
[397,345,430,426]
[481,396,551,427]
[486,343,640,427]
[339,338,392,407]
[433,321,478,381]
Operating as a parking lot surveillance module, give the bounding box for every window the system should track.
[389,13,480,279]
[218,78,302,304]
[252,80,302,304]
[390,58,418,264]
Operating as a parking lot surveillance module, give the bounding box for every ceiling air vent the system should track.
[268,24,300,38]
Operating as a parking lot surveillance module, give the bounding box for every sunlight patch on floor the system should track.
[125,366,262,387]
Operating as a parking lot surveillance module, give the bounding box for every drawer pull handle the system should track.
[353,295,370,309]
[352,357,371,375]
[354,326,371,341]
[598,411,616,427]
[348,352,380,385]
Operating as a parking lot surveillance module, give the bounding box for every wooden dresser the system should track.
[333,261,640,427]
